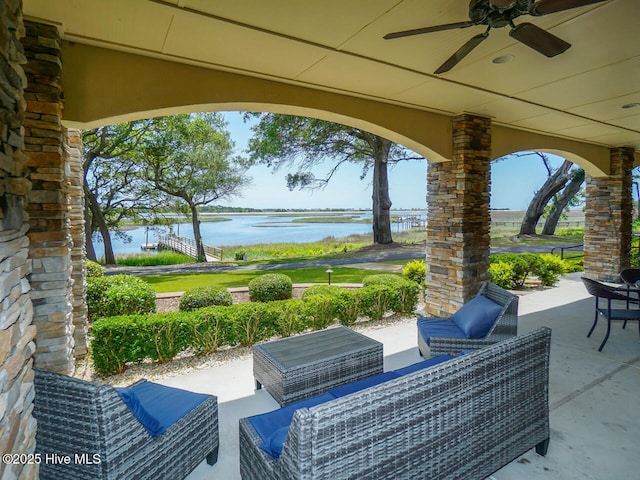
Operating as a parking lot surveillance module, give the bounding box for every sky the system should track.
[219,111,565,211]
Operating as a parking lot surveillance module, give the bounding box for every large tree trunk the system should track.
[372,138,393,245]
[541,169,585,235]
[189,202,206,262]
[85,186,116,264]
[519,159,573,235]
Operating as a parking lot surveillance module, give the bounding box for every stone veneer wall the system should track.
[65,128,87,357]
[0,1,39,478]
[425,114,492,316]
[23,20,74,374]
[583,147,634,281]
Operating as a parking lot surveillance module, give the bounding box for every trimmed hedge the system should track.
[87,275,156,321]
[362,274,420,314]
[179,286,233,311]
[91,282,420,375]
[248,273,293,302]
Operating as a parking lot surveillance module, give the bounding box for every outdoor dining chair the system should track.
[581,276,640,352]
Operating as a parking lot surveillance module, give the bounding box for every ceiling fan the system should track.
[383,0,609,74]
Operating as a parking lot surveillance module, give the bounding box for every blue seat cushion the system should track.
[451,295,503,339]
[417,318,467,346]
[328,372,401,398]
[393,354,454,376]
[116,381,211,437]
[247,393,335,459]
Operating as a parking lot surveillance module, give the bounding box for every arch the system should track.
[492,125,611,177]
[60,43,452,163]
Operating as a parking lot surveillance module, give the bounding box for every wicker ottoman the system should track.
[253,326,383,406]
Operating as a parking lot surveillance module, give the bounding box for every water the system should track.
[93,212,403,258]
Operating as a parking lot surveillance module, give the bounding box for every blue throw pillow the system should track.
[451,295,503,339]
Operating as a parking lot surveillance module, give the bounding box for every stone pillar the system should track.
[583,147,634,281]
[23,20,74,374]
[65,128,88,357]
[0,1,39,479]
[425,114,492,316]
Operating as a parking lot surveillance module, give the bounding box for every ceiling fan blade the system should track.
[434,32,489,74]
[510,22,571,57]
[384,21,476,40]
[531,0,608,16]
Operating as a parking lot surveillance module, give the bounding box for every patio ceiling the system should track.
[23,0,639,157]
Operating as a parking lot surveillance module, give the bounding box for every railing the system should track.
[158,234,222,262]
[550,244,584,260]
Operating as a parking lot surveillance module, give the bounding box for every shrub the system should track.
[226,302,278,346]
[91,315,148,375]
[248,273,293,302]
[188,308,228,355]
[302,294,337,330]
[488,261,514,289]
[179,286,233,311]
[489,253,570,289]
[85,260,104,277]
[403,259,426,287]
[301,284,344,299]
[268,300,305,337]
[87,275,156,320]
[362,274,420,314]
[138,312,191,363]
[334,289,362,326]
[359,284,398,321]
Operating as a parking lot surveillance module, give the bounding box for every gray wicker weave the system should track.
[239,327,550,480]
[253,326,383,406]
[33,369,218,480]
[418,281,519,356]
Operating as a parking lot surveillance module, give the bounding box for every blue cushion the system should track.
[417,318,467,346]
[327,372,400,398]
[117,381,212,437]
[267,427,290,459]
[116,387,162,437]
[451,295,503,339]
[393,354,454,376]
[247,393,335,458]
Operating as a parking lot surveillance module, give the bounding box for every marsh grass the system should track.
[115,251,195,266]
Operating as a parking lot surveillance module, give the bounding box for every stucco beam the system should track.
[60,43,452,162]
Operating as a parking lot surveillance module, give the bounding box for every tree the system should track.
[517,153,580,235]
[541,169,585,235]
[83,121,158,263]
[142,113,249,262]
[245,114,422,244]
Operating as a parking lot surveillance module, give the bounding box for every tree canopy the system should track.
[245,114,422,244]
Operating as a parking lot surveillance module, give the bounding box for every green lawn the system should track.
[143,266,392,293]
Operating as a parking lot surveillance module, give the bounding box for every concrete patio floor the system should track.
[160,272,640,480]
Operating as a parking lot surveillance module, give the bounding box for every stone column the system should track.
[23,21,74,374]
[583,147,634,281]
[425,114,492,316]
[65,128,88,357]
[0,1,39,479]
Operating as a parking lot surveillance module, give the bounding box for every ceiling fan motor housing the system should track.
[469,0,533,27]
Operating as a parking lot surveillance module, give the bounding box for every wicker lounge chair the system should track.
[33,369,218,480]
[581,276,640,351]
[417,281,518,357]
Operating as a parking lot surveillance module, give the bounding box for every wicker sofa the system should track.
[33,369,218,480]
[239,327,551,480]
[418,281,519,357]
